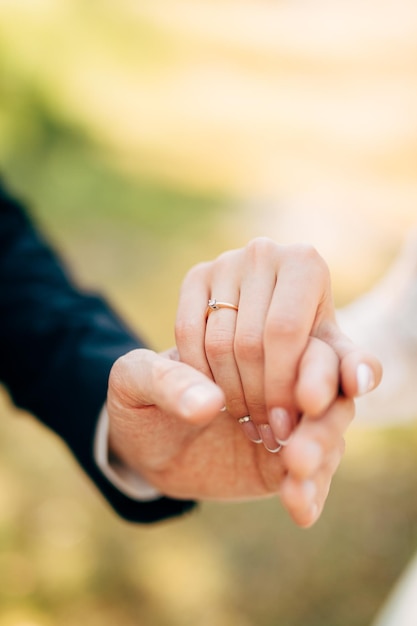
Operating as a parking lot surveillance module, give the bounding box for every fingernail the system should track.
[259,424,283,453]
[269,407,292,445]
[356,363,375,396]
[238,417,262,443]
[180,385,217,417]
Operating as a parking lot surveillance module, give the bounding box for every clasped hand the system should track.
[108,238,382,527]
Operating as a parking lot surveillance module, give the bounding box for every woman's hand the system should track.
[175,237,382,448]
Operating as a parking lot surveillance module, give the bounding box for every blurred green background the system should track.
[1,1,417,625]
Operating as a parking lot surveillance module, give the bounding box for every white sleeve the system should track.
[94,404,161,501]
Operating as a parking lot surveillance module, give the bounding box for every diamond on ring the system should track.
[205,299,239,319]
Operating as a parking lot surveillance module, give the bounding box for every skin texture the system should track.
[108,239,382,528]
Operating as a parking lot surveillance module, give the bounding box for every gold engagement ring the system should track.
[205,298,239,319]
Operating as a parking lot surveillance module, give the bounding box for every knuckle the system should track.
[234,329,264,363]
[245,236,278,261]
[109,349,139,383]
[210,249,241,278]
[224,395,247,417]
[179,261,211,294]
[214,248,239,266]
[287,243,329,277]
[205,330,235,361]
[108,348,146,403]
[152,357,178,387]
[183,261,211,283]
[288,242,320,261]
[175,318,200,344]
[246,398,267,418]
[265,314,303,342]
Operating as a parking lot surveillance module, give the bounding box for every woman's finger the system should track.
[280,442,345,527]
[233,240,282,447]
[281,396,354,480]
[295,336,340,420]
[205,307,247,406]
[316,321,383,398]
[263,244,333,439]
[175,261,214,379]
[203,252,246,417]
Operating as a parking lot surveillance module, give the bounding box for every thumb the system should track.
[108,348,225,425]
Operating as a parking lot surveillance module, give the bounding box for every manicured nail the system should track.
[269,407,292,445]
[356,363,375,396]
[259,424,283,453]
[238,417,262,443]
[180,385,217,417]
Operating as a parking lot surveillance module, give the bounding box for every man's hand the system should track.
[108,348,354,528]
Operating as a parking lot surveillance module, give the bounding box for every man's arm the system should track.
[0,183,195,522]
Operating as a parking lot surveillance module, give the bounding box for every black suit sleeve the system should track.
[0,184,196,522]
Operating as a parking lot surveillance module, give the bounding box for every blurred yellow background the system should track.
[0,1,417,625]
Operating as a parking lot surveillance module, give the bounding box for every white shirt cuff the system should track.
[94,404,161,502]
